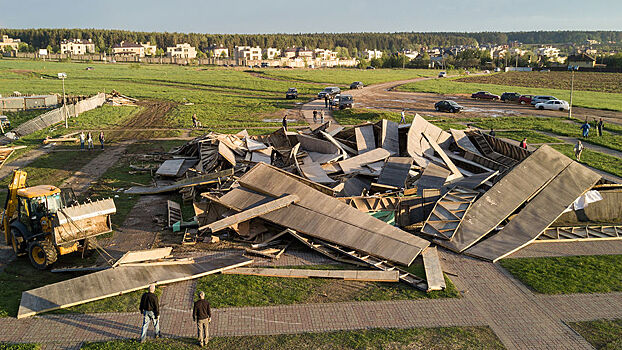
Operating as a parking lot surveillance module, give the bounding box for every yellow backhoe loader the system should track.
[2,170,116,269]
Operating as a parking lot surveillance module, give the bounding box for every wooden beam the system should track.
[223,267,399,282]
[113,247,173,267]
[422,247,446,291]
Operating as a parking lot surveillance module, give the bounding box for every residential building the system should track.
[167,43,197,59]
[567,53,596,68]
[234,46,262,61]
[403,50,419,60]
[112,41,145,57]
[537,46,560,59]
[364,49,383,60]
[314,49,337,60]
[209,44,229,58]
[141,42,157,56]
[282,47,297,59]
[263,47,281,59]
[60,39,95,55]
[296,47,313,58]
[0,35,21,51]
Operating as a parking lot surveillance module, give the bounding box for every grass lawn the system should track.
[67,105,142,129]
[570,319,622,350]
[194,263,458,308]
[255,68,443,86]
[1,110,43,130]
[494,130,563,144]
[0,344,40,350]
[550,144,622,179]
[397,77,622,112]
[499,255,622,294]
[81,326,503,349]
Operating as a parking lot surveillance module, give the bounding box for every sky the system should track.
[1,0,621,33]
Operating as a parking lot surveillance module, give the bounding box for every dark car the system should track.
[338,95,354,109]
[318,87,341,99]
[366,66,376,70]
[501,92,521,103]
[518,94,534,105]
[471,91,500,100]
[434,100,463,113]
[350,81,364,89]
[285,88,298,99]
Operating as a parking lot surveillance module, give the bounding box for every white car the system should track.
[535,99,570,111]
[438,71,447,78]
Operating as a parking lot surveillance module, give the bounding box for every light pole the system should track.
[58,73,67,128]
[568,66,578,119]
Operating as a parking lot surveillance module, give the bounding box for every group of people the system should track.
[312,109,325,124]
[139,284,212,347]
[79,131,104,150]
[580,118,605,138]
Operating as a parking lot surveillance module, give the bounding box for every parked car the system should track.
[366,66,376,70]
[285,88,298,99]
[518,94,534,105]
[535,99,569,111]
[0,115,10,129]
[318,87,341,99]
[501,92,521,103]
[85,67,94,71]
[338,95,354,109]
[494,67,502,72]
[260,62,269,68]
[438,71,447,78]
[471,91,500,100]
[350,81,364,89]
[531,95,558,105]
[434,100,463,113]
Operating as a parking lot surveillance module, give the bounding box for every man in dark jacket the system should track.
[139,284,161,342]
[193,291,212,347]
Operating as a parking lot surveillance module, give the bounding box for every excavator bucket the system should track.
[53,198,116,245]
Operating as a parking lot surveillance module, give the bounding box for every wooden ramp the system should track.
[223,267,399,282]
[537,225,622,242]
[438,145,573,253]
[421,187,479,240]
[17,255,252,319]
[422,247,446,291]
[464,162,601,262]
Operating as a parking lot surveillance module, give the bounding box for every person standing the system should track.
[139,284,161,342]
[79,132,85,150]
[320,110,324,124]
[99,131,105,150]
[400,109,406,123]
[580,120,591,138]
[597,118,604,137]
[574,140,584,161]
[86,132,93,150]
[312,110,317,123]
[192,113,198,128]
[519,138,528,149]
[324,95,329,108]
[282,114,288,131]
[490,128,496,137]
[193,291,212,347]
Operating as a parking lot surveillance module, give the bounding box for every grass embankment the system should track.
[570,319,622,350]
[500,255,622,294]
[81,326,503,349]
[397,77,622,112]
[195,263,458,308]
[256,68,444,86]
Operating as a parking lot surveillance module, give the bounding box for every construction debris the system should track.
[223,267,400,282]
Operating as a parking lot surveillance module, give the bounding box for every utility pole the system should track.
[58,73,68,128]
[569,66,577,119]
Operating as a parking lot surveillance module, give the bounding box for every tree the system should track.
[357,58,369,69]
[155,48,165,57]
[196,51,206,58]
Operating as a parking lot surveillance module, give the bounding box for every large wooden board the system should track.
[223,267,399,282]
[422,247,446,291]
[299,159,336,184]
[354,125,375,154]
[218,142,236,166]
[296,134,340,154]
[450,129,482,156]
[377,157,412,188]
[416,163,450,195]
[337,148,391,174]
[124,169,234,194]
[438,145,573,253]
[423,133,463,182]
[201,194,299,233]
[380,119,399,155]
[18,255,252,318]
[407,114,452,157]
[156,159,185,177]
[114,247,173,266]
[464,162,601,262]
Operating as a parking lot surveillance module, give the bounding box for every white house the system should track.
[263,47,281,59]
[141,42,157,56]
[112,41,145,57]
[209,44,229,58]
[61,39,96,55]
[364,49,383,60]
[167,43,197,59]
[234,46,262,61]
[314,49,337,60]
[0,35,21,51]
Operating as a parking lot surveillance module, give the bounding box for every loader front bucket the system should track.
[53,198,116,245]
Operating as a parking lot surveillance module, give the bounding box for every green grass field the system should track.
[570,319,622,349]
[81,326,503,350]
[499,255,622,294]
[255,67,442,86]
[0,344,40,350]
[397,77,622,112]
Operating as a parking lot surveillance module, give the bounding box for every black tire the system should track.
[9,229,25,255]
[538,106,544,110]
[28,240,58,270]
[559,108,564,111]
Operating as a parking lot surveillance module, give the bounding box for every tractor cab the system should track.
[15,185,62,240]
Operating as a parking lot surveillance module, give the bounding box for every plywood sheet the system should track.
[407,114,452,157]
[114,247,173,266]
[464,162,601,262]
[299,159,336,184]
[377,157,412,188]
[438,145,573,253]
[416,163,450,195]
[224,267,399,282]
[337,148,390,174]
[124,169,233,194]
[451,171,498,190]
[296,134,340,154]
[218,142,236,166]
[450,129,482,156]
[156,159,185,177]
[380,119,399,155]
[18,255,252,318]
[354,125,375,154]
[422,247,446,291]
[423,133,463,182]
[246,137,267,151]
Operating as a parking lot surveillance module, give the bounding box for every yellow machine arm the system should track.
[3,170,27,244]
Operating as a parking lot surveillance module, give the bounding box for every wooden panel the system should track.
[422,247,446,291]
[450,129,482,156]
[421,187,479,240]
[156,159,185,177]
[114,247,173,266]
[167,200,182,227]
[201,194,299,233]
[218,142,236,166]
[380,119,399,155]
[452,171,498,190]
[423,133,463,182]
[223,267,399,282]
[299,159,336,184]
[464,162,601,262]
[537,225,622,242]
[416,163,450,195]
[296,134,340,155]
[438,145,573,253]
[377,157,412,188]
[407,114,452,157]
[246,137,267,151]
[124,169,234,194]
[354,125,375,154]
[18,255,252,318]
[337,148,391,174]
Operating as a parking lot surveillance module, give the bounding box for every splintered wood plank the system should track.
[18,255,252,319]
[464,162,601,262]
[224,267,399,282]
[438,145,573,253]
[422,247,446,291]
[125,169,234,195]
[354,125,375,154]
[200,194,299,233]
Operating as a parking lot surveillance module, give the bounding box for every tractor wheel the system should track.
[28,240,58,270]
[9,229,25,256]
